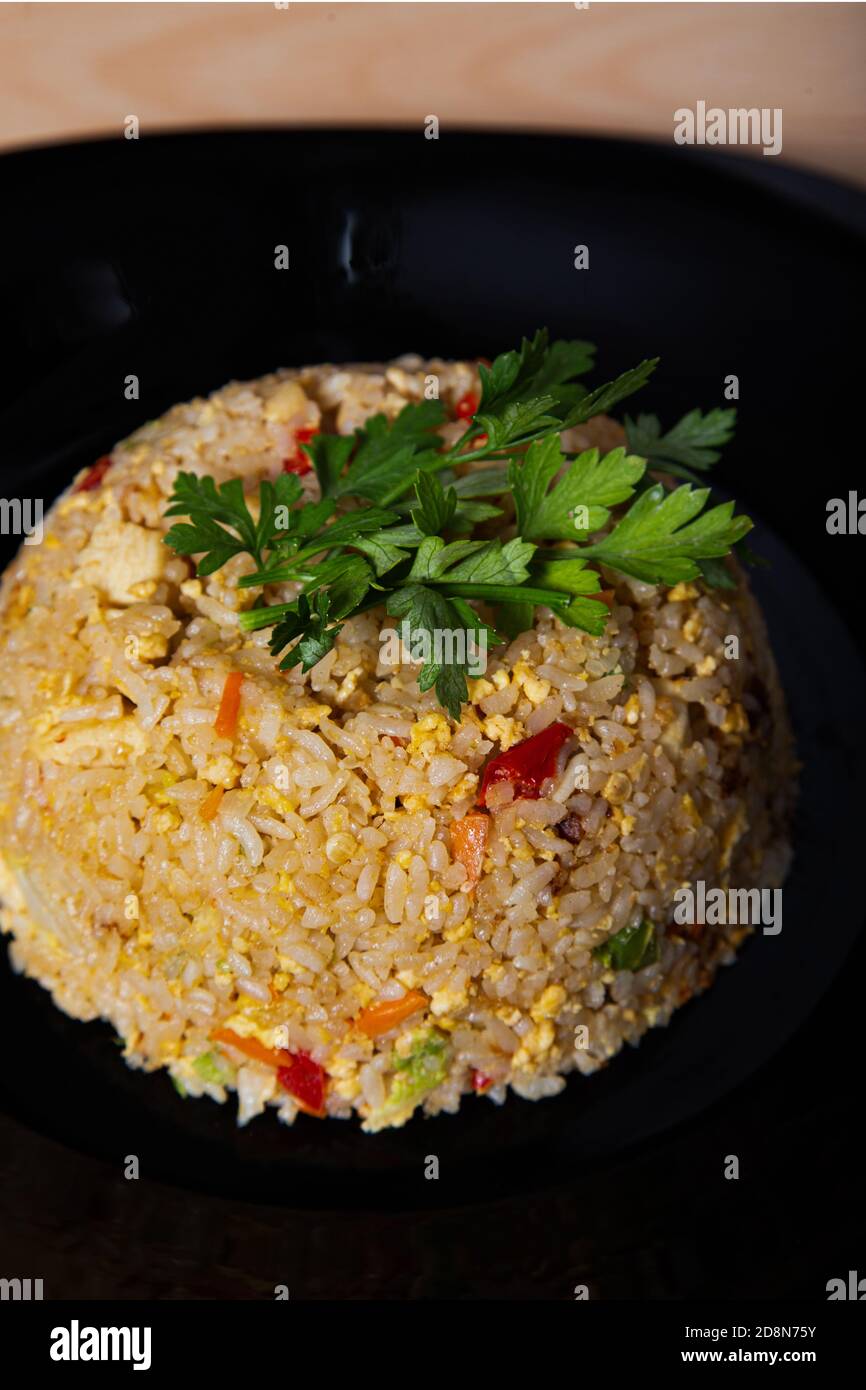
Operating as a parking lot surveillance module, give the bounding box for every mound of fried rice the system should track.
[0,354,796,1130]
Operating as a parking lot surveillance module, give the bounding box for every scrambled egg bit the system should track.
[481,714,524,749]
[409,712,452,756]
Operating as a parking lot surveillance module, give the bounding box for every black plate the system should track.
[1,132,864,1290]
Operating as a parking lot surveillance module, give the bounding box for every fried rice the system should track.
[0,354,796,1130]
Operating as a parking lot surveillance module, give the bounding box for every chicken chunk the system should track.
[75,517,165,605]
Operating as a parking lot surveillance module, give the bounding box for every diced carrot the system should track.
[214,671,243,739]
[212,1027,287,1070]
[471,1069,494,1094]
[213,1027,328,1117]
[199,785,224,821]
[450,811,490,888]
[356,989,427,1039]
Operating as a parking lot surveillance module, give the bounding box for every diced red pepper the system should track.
[74,456,112,492]
[478,721,573,808]
[281,456,312,476]
[472,1069,494,1093]
[213,1027,328,1117]
[277,1051,327,1117]
[454,392,488,446]
[282,424,319,476]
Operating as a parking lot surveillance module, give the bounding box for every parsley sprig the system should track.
[164,330,752,717]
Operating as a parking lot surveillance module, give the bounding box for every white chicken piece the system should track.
[32,716,148,766]
[75,516,165,605]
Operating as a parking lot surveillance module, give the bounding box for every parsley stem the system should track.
[435,582,574,607]
[238,603,298,631]
[443,428,554,469]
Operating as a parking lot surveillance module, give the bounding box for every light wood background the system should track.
[0,3,863,186]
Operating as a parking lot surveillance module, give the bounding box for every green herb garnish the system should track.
[593,919,660,972]
[193,1050,232,1086]
[364,1029,450,1131]
[164,329,751,718]
[624,407,737,483]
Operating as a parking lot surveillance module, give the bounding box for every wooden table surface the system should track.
[0,3,863,187]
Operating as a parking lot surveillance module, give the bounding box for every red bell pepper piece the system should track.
[74,455,113,492]
[277,1050,327,1116]
[214,1027,327,1117]
[471,1069,494,1094]
[478,721,573,808]
[454,391,478,421]
[282,424,318,476]
[454,392,488,446]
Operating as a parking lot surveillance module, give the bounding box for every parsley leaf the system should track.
[624,407,736,480]
[561,359,659,428]
[385,585,473,719]
[473,331,597,451]
[411,472,458,535]
[580,482,753,584]
[478,330,595,414]
[165,471,302,573]
[510,438,646,541]
[474,395,561,453]
[237,506,397,587]
[330,401,445,505]
[448,466,510,498]
[351,532,413,577]
[270,590,344,672]
[695,556,738,590]
[408,536,534,586]
[306,433,355,498]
